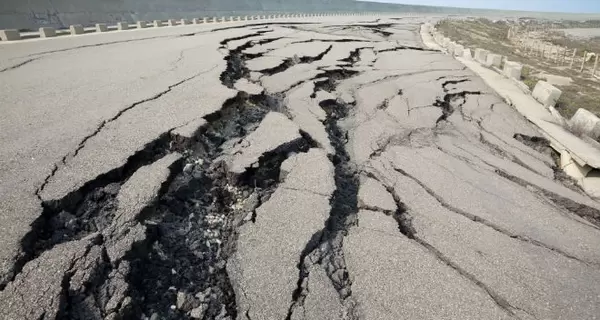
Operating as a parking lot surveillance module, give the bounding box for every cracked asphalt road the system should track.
[1,16,600,320]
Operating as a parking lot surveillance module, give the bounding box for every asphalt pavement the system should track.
[1,15,599,320]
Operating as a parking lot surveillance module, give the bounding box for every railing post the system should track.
[580,51,588,73]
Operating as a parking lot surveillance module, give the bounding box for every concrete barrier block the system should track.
[167,19,177,26]
[192,18,200,24]
[447,42,455,55]
[153,20,164,27]
[485,53,502,68]
[95,23,107,32]
[532,80,562,107]
[221,17,227,22]
[463,48,472,60]
[39,27,56,38]
[136,21,147,29]
[0,29,20,41]
[453,44,464,57]
[569,108,600,138]
[180,19,190,25]
[69,24,84,35]
[561,151,591,182]
[203,17,208,23]
[547,105,566,124]
[244,16,248,20]
[117,22,128,30]
[474,48,489,64]
[503,61,522,79]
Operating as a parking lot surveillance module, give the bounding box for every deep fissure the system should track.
[286,66,362,319]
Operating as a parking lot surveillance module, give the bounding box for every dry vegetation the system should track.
[436,18,600,119]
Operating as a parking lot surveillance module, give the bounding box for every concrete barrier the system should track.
[39,27,56,38]
[117,22,128,30]
[203,17,209,23]
[153,20,164,27]
[136,21,147,29]
[95,23,107,32]
[0,29,20,41]
[180,19,190,25]
[485,53,502,68]
[221,16,227,22]
[569,108,600,139]
[474,48,489,64]
[463,48,472,60]
[532,80,562,107]
[561,151,593,181]
[453,44,464,57]
[503,61,522,80]
[69,24,84,35]
[167,19,177,26]
[447,42,455,55]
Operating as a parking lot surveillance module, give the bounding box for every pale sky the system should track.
[368,0,600,13]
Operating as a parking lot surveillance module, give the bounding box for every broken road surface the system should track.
[1,16,600,320]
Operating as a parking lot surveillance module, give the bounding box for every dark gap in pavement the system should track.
[434,91,481,124]
[377,45,439,53]
[285,59,363,319]
[494,169,600,229]
[123,33,318,320]
[310,68,360,98]
[219,29,272,46]
[339,46,374,64]
[257,45,334,77]
[3,132,174,291]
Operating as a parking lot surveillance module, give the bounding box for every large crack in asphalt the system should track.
[433,79,482,124]
[125,94,315,320]
[3,132,174,291]
[495,169,600,230]
[377,45,439,53]
[34,70,214,204]
[330,23,395,38]
[1,29,319,319]
[391,165,598,266]
[119,31,321,320]
[10,21,584,320]
[257,44,334,76]
[286,87,362,318]
[362,171,521,318]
